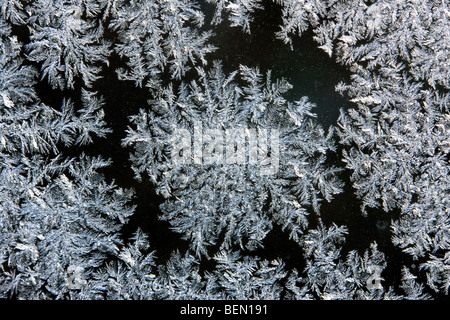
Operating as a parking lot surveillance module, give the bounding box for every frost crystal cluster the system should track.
[0,0,448,300]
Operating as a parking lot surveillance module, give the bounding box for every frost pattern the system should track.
[25,0,111,89]
[0,19,133,298]
[123,61,343,256]
[313,0,450,293]
[110,0,215,90]
[0,0,448,300]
